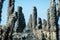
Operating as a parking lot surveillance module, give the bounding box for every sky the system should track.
[0,0,60,25]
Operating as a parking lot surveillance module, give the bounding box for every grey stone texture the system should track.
[15,6,26,33]
[47,9,50,31]
[58,0,60,40]
[50,0,57,32]
[1,0,60,40]
[58,0,60,17]
[49,0,58,40]
[42,19,47,31]
[32,7,37,29]
[7,0,15,21]
[27,14,33,32]
[47,9,51,40]
[4,12,17,40]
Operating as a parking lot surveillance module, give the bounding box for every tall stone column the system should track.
[50,0,58,40]
[42,19,47,31]
[16,6,26,33]
[58,0,60,17]
[37,17,42,29]
[47,9,50,31]
[4,12,18,40]
[57,0,60,40]
[32,6,37,29]
[7,0,15,21]
[27,14,32,31]
[47,9,51,40]
[0,0,5,23]
[32,7,37,35]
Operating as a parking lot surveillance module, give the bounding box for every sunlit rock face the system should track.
[47,9,50,31]
[42,19,47,31]
[49,0,59,40]
[1,0,60,40]
[7,0,15,21]
[32,7,37,29]
[58,0,60,17]
[50,0,56,31]
[27,14,33,32]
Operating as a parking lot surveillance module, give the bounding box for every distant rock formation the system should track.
[49,0,58,40]
[27,14,32,32]
[32,7,37,29]
[4,12,17,40]
[16,6,26,33]
[7,0,15,21]
[1,0,60,40]
[42,19,47,31]
[58,0,60,17]
[4,0,16,40]
[37,17,42,29]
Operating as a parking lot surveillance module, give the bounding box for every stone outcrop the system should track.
[58,0,60,17]
[27,14,32,32]
[15,6,26,33]
[50,0,57,32]
[4,12,17,40]
[3,0,16,40]
[1,0,60,40]
[58,0,60,40]
[42,19,47,31]
[47,9,51,40]
[7,0,15,21]
[32,7,37,29]
[47,9,50,31]
[36,17,42,29]
[49,0,58,40]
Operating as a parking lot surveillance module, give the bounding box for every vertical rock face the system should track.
[42,19,47,31]
[0,0,4,23]
[50,0,57,31]
[1,0,60,40]
[47,9,51,40]
[47,9,51,31]
[37,17,42,29]
[4,0,16,40]
[32,7,37,29]
[4,12,18,40]
[57,0,60,40]
[50,0,58,40]
[41,31,46,40]
[7,0,15,21]
[16,6,26,33]
[10,12,18,32]
[58,0,60,17]
[27,14,32,31]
